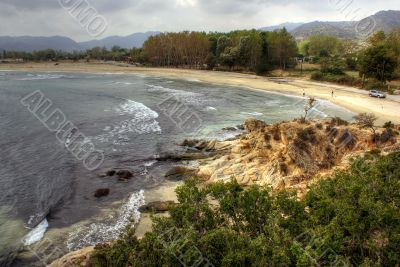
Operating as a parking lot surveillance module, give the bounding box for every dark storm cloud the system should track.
[0,0,398,41]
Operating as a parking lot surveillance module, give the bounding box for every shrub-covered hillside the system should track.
[92,152,400,267]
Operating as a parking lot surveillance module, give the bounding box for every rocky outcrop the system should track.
[165,166,196,181]
[194,118,399,192]
[48,246,94,267]
[139,201,176,213]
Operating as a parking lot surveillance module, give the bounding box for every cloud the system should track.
[0,0,398,41]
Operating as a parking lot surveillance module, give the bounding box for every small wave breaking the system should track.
[66,190,145,251]
[23,219,49,246]
[94,100,161,145]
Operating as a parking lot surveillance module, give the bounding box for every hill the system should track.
[0,31,160,52]
[78,31,160,50]
[290,21,355,40]
[0,36,82,52]
[262,10,400,40]
[259,22,304,32]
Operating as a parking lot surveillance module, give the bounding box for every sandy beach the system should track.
[1,61,399,125]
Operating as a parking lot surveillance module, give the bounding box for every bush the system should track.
[92,153,400,267]
[331,117,349,126]
[310,71,361,87]
[310,71,323,80]
[383,121,394,129]
[365,79,387,91]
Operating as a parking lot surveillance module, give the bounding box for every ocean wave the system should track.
[146,84,195,94]
[16,73,76,81]
[145,84,220,107]
[93,100,161,145]
[110,81,136,86]
[66,190,145,251]
[185,78,202,83]
[206,106,217,111]
[23,219,49,246]
[240,112,264,116]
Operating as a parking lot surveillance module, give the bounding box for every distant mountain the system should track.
[0,36,82,52]
[0,31,160,52]
[361,10,400,33]
[79,31,160,49]
[290,21,356,40]
[260,22,304,32]
[262,10,400,40]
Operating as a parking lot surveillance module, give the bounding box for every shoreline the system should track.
[2,61,400,125]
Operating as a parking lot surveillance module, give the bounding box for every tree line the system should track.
[1,46,131,62]
[299,29,400,88]
[3,28,400,88]
[139,29,298,73]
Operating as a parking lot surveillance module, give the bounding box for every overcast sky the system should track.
[0,0,398,41]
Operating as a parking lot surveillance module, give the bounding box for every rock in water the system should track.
[94,188,110,198]
[106,170,116,176]
[165,166,196,181]
[116,170,134,179]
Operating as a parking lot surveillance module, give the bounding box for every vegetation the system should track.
[302,30,400,90]
[2,28,400,90]
[91,152,400,267]
[141,29,298,72]
[354,113,378,136]
[1,29,298,74]
[303,97,317,121]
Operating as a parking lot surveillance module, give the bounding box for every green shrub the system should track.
[310,71,323,80]
[91,153,400,267]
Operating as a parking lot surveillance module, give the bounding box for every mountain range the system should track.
[0,31,160,52]
[262,10,400,40]
[0,10,399,52]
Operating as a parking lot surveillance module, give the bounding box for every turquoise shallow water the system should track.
[0,71,354,266]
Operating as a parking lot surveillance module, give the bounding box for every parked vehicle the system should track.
[369,90,387,98]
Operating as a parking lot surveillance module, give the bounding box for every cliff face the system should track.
[195,118,399,193]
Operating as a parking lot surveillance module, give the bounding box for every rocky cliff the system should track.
[191,118,399,194]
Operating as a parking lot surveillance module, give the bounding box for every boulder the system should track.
[116,170,134,179]
[222,126,237,131]
[165,166,196,181]
[244,119,267,133]
[106,170,116,176]
[94,188,110,198]
[236,124,245,130]
[139,201,176,213]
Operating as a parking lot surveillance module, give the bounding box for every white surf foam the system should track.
[16,73,75,81]
[240,112,264,116]
[23,219,49,246]
[94,100,161,144]
[66,190,145,251]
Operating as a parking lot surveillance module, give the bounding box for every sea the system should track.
[0,70,355,266]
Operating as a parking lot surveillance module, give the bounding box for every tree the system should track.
[220,46,240,69]
[298,40,310,57]
[368,30,386,46]
[268,28,298,69]
[237,35,262,70]
[216,36,231,57]
[303,97,317,120]
[359,44,397,83]
[308,35,340,57]
[354,113,377,136]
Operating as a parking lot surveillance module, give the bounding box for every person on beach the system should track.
[302,89,305,97]
[332,89,334,97]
